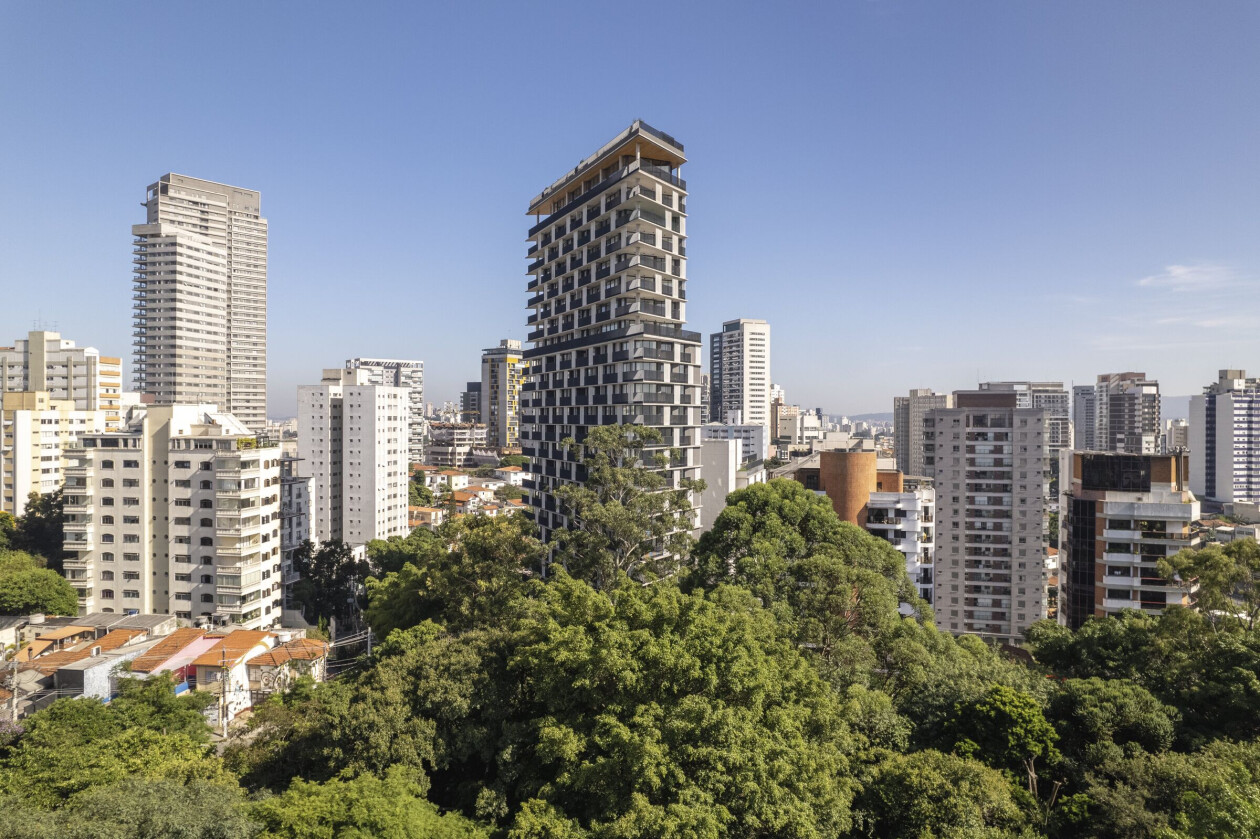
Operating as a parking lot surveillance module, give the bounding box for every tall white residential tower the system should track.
[1190,369,1260,503]
[709,318,771,427]
[344,358,425,464]
[297,369,409,548]
[133,175,268,429]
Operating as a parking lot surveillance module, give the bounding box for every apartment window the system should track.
[175,573,191,582]
[101,533,114,543]
[123,590,140,599]
[101,515,114,525]
[101,552,114,562]
[175,461,190,469]
[101,589,115,599]
[123,534,139,544]
[123,460,139,468]
[123,479,139,488]
[200,461,213,470]
[123,497,139,506]
[200,500,212,508]
[174,479,191,488]
[101,460,114,469]
[175,592,191,601]
[124,516,139,525]
[175,499,191,507]
[101,497,114,506]
[102,479,115,488]
[200,517,213,527]
[123,553,139,562]
[201,574,213,584]
[200,594,214,603]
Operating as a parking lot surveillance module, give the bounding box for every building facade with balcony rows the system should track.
[522,121,701,542]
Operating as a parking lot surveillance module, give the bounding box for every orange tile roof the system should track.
[507,498,526,506]
[412,464,439,472]
[497,465,523,472]
[21,649,89,675]
[93,628,147,652]
[451,491,476,502]
[410,506,442,513]
[192,630,275,668]
[247,638,329,667]
[130,627,206,673]
[464,485,494,493]
[438,469,465,476]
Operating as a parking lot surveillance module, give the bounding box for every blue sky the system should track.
[1,2,1257,417]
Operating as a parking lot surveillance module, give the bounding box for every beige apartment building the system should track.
[133,175,268,429]
[0,330,122,429]
[2,392,107,517]
[62,404,283,630]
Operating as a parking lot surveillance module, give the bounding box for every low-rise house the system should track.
[408,506,446,529]
[246,637,330,693]
[494,465,526,486]
[192,629,277,725]
[462,485,498,503]
[425,470,471,492]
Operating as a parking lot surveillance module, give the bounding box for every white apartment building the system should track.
[930,391,1049,645]
[344,358,425,464]
[61,404,283,629]
[700,420,767,464]
[0,330,123,429]
[523,121,701,542]
[866,477,936,608]
[893,388,952,477]
[279,455,311,603]
[133,175,268,429]
[481,340,525,450]
[1060,452,1199,628]
[2,392,107,517]
[1190,369,1260,503]
[298,370,409,547]
[709,318,771,427]
[698,437,767,532]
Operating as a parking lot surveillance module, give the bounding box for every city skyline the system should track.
[2,3,1258,417]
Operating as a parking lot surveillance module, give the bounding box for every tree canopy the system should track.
[0,549,79,615]
[5,426,1260,837]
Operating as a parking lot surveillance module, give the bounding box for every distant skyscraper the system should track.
[978,381,1072,490]
[481,340,525,449]
[893,388,952,476]
[1190,369,1260,503]
[1072,385,1098,451]
[523,120,701,542]
[1095,372,1161,454]
[344,358,425,464]
[930,390,1049,645]
[709,318,771,426]
[460,382,482,424]
[132,174,268,429]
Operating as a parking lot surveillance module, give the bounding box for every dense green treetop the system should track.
[0,549,80,616]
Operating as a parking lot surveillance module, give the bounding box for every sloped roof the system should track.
[247,638,329,667]
[91,628,147,652]
[192,630,275,668]
[21,649,89,676]
[129,627,207,673]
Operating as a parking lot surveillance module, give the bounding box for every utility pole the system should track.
[219,647,229,739]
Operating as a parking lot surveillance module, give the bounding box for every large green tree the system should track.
[290,539,372,627]
[552,424,703,588]
[250,766,487,839]
[1161,539,1260,632]
[366,514,542,638]
[0,549,78,615]
[12,490,69,573]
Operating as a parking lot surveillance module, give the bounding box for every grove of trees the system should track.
[2,427,1259,837]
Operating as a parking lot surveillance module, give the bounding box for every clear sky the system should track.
[1,2,1257,417]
